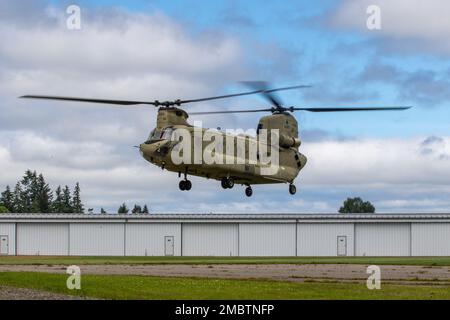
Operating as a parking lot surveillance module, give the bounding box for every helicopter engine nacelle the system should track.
[279,134,301,148]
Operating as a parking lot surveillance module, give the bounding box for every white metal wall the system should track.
[70,223,124,256]
[355,223,410,256]
[0,223,15,255]
[411,223,450,256]
[125,223,181,256]
[17,223,68,255]
[182,223,238,256]
[239,223,296,256]
[2,219,450,257]
[297,223,354,256]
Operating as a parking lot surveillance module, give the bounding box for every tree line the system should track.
[0,170,150,214]
[0,170,83,214]
[2,171,372,215]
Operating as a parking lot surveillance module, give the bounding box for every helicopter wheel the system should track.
[179,180,192,191]
[221,177,234,189]
[245,186,253,197]
[289,184,296,195]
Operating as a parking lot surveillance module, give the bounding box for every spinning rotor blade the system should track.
[178,84,311,105]
[20,83,311,107]
[190,106,411,115]
[294,106,412,112]
[190,108,273,115]
[20,95,158,106]
[241,81,294,108]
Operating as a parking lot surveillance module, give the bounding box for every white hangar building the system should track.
[1,214,450,257]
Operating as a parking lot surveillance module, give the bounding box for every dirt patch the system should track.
[1,264,450,285]
[0,285,89,300]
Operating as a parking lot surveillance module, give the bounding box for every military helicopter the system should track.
[21,82,410,197]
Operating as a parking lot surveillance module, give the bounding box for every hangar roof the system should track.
[1,213,450,223]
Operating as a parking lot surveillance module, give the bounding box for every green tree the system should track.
[62,185,73,213]
[142,205,149,214]
[0,206,9,213]
[2,170,86,214]
[339,197,375,214]
[118,203,129,214]
[71,182,84,213]
[132,204,142,214]
[20,170,38,212]
[13,182,25,213]
[0,185,14,212]
[100,208,107,214]
[36,174,53,213]
[52,186,64,213]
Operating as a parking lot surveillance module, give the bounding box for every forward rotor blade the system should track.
[179,84,311,105]
[190,108,273,115]
[20,84,311,107]
[20,95,158,106]
[293,106,412,112]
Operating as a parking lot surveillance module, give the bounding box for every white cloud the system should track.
[332,0,450,54]
[301,136,450,186]
[0,4,247,145]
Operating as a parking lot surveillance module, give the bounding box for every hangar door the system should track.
[182,223,238,256]
[17,223,69,255]
[355,223,410,256]
[0,236,8,255]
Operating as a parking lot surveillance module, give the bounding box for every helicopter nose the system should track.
[140,142,156,155]
[299,153,307,169]
[140,140,169,157]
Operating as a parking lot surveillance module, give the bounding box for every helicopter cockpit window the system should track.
[161,128,174,140]
[145,129,161,144]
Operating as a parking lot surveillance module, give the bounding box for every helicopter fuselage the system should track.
[139,107,307,188]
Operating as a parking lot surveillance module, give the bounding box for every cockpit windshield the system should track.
[145,127,174,144]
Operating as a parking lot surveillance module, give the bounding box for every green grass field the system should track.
[0,271,449,300]
[1,255,450,266]
[2,256,449,299]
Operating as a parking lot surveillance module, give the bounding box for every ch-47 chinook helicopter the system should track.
[21,82,410,197]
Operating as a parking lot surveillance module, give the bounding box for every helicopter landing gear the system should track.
[179,168,192,191]
[179,179,192,191]
[289,183,296,195]
[221,177,234,189]
[245,186,253,197]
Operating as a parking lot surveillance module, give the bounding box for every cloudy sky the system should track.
[1,0,450,213]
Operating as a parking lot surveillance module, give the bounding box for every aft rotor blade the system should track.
[241,81,283,108]
[294,106,412,112]
[190,108,273,115]
[180,84,311,105]
[20,95,158,106]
